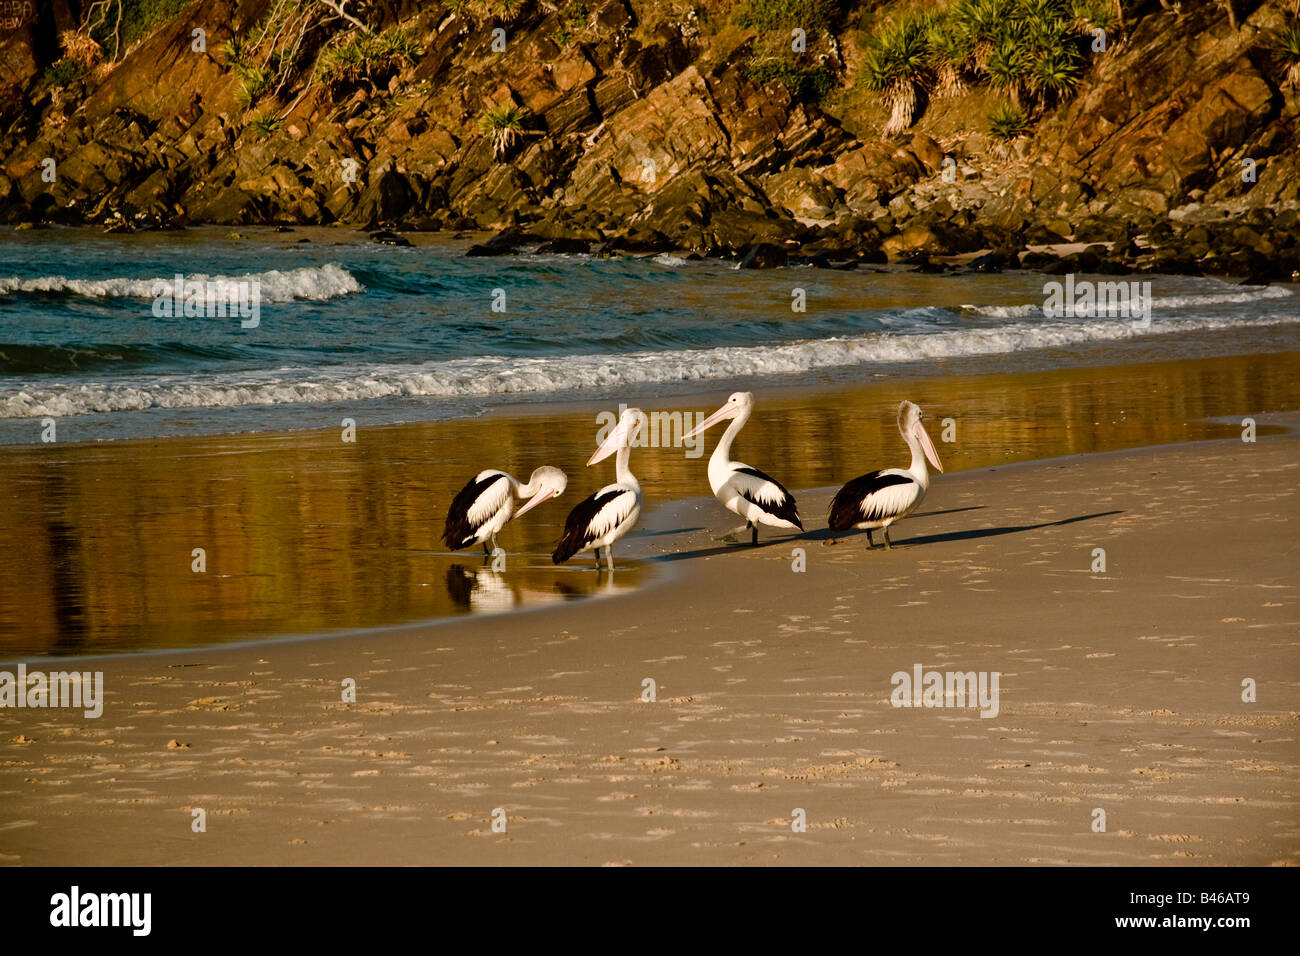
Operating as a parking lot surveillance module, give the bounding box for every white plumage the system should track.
[828,400,943,549]
[443,466,567,554]
[686,391,802,545]
[553,407,645,570]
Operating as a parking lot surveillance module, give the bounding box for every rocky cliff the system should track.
[1,0,1298,278]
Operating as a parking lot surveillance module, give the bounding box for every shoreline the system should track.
[2,429,1295,865]
[3,349,1299,659]
[6,419,1299,668]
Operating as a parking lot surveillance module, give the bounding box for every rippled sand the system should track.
[0,410,1296,864]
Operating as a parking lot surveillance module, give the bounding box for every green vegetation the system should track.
[927,18,973,98]
[247,112,285,138]
[746,58,835,102]
[84,0,196,59]
[735,0,841,33]
[858,0,1091,137]
[494,0,527,20]
[1069,0,1117,32]
[859,16,928,136]
[1275,25,1300,88]
[478,103,528,159]
[40,58,88,89]
[987,100,1029,140]
[315,26,423,88]
[233,63,270,108]
[551,2,589,48]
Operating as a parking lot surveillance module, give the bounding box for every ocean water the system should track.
[1,226,1298,444]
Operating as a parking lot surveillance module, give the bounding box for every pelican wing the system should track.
[733,466,803,529]
[552,487,636,563]
[442,471,510,549]
[828,471,916,530]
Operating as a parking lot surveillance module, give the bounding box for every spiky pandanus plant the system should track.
[953,0,1013,71]
[494,0,526,21]
[233,62,271,108]
[988,101,1029,149]
[861,17,930,137]
[984,36,1029,106]
[247,111,285,139]
[1068,0,1116,34]
[1029,45,1080,104]
[927,19,974,98]
[1278,26,1300,89]
[479,103,528,159]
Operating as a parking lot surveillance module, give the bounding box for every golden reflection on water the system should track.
[1,350,1297,657]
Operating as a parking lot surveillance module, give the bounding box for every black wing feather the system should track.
[828,471,915,530]
[734,465,803,530]
[552,489,625,564]
[442,473,508,550]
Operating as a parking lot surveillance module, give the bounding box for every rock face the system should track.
[0,0,1297,276]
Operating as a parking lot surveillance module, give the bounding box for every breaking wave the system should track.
[0,264,362,303]
[6,309,1298,419]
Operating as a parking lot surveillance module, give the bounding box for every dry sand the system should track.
[1,430,1297,866]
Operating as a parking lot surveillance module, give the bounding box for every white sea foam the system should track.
[5,310,1298,419]
[0,264,362,302]
[965,284,1293,318]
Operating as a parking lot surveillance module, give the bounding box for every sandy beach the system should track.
[2,418,1296,866]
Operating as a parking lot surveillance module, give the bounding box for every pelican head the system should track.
[515,465,568,517]
[588,407,646,466]
[899,400,943,473]
[684,391,754,439]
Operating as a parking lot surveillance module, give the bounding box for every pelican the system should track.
[442,466,567,554]
[828,400,943,549]
[683,391,803,545]
[553,407,644,570]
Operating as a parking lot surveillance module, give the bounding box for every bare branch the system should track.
[315,0,373,34]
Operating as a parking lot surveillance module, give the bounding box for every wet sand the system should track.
[1,422,1296,865]
[3,349,1298,657]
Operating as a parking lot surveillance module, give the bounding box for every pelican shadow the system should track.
[891,510,1122,547]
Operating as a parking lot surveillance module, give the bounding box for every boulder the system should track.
[737,243,789,269]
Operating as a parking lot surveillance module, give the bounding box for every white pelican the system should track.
[683,391,803,545]
[442,466,567,554]
[828,400,942,549]
[553,407,644,570]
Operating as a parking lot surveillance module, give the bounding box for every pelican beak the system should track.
[588,415,635,466]
[514,485,556,518]
[914,420,943,473]
[683,403,736,441]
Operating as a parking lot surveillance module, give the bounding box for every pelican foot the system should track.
[822,538,840,547]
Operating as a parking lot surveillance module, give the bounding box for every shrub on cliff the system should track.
[987,101,1029,141]
[735,0,843,33]
[84,0,197,59]
[745,58,836,102]
[479,104,528,159]
[1275,25,1300,89]
[858,0,1091,137]
[40,59,88,90]
[314,25,422,93]
[858,16,929,136]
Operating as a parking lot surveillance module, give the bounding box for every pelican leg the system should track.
[490,533,500,554]
[593,547,603,571]
[713,524,752,543]
[883,527,893,550]
[482,541,491,556]
[605,544,616,572]
[750,523,758,546]
[866,529,875,549]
